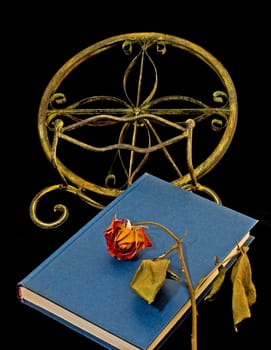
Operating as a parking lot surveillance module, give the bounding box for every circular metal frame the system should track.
[38,32,237,197]
[32,32,238,228]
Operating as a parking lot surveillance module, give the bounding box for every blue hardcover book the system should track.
[17,173,258,350]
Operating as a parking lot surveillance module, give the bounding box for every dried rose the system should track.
[103,216,152,260]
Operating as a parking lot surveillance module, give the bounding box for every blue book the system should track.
[17,173,258,350]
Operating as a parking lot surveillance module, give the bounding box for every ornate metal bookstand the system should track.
[30,32,237,229]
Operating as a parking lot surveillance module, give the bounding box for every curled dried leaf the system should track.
[231,246,256,331]
[204,266,227,301]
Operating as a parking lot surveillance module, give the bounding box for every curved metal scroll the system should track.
[30,32,238,228]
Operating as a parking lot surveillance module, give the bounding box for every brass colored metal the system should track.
[30,32,238,228]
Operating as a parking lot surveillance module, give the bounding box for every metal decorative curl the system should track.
[30,32,238,229]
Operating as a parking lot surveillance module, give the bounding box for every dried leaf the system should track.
[204,266,227,301]
[166,269,182,282]
[130,258,170,304]
[231,246,256,331]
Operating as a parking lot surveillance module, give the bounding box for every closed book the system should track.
[17,173,258,350]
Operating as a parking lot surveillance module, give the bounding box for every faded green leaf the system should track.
[231,246,256,331]
[130,258,170,304]
[204,266,227,301]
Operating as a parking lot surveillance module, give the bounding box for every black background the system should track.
[12,4,270,349]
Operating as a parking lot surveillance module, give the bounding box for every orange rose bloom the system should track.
[103,217,152,260]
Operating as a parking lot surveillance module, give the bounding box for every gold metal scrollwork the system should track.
[30,32,238,229]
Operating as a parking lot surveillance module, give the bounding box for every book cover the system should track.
[17,173,258,350]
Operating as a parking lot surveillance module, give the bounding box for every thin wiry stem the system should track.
[136,221,198,350]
